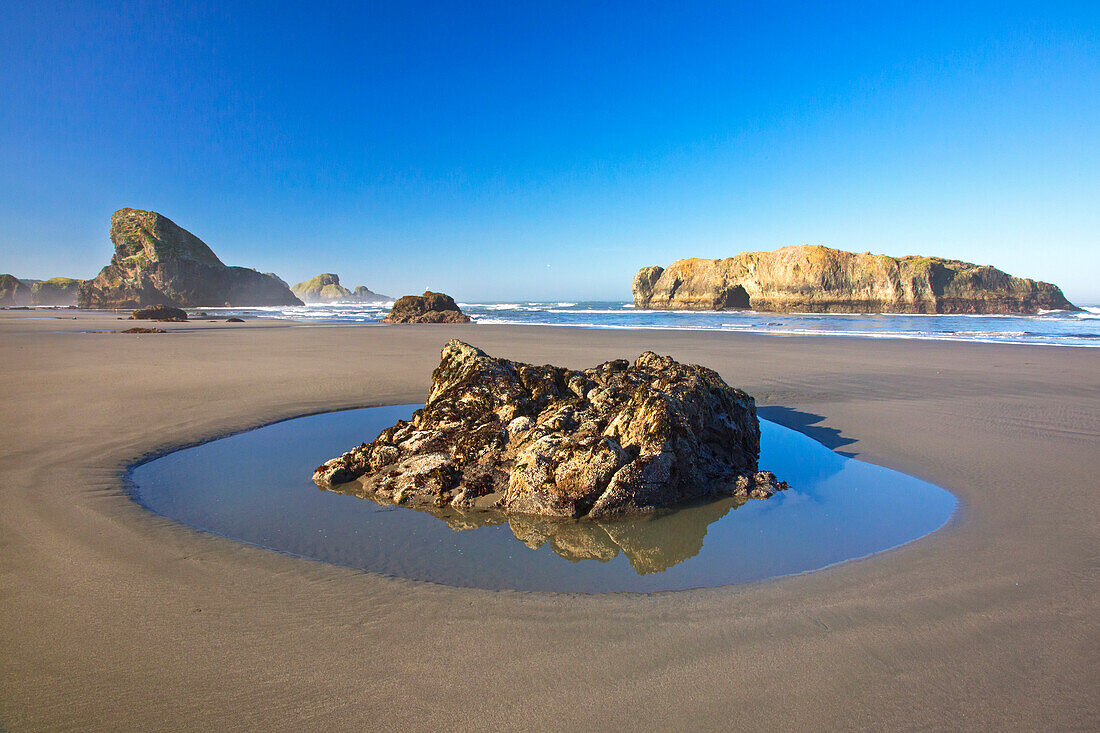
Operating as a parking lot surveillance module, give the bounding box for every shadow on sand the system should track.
[757,406,858,457]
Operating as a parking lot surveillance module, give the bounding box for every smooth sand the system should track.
[1,311,1097,731]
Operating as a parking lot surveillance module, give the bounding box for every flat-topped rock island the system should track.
[633,244,1077,314]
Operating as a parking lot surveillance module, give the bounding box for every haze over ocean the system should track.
[1,1,1097,303]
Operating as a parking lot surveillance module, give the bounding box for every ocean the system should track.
[204,301,1100,348]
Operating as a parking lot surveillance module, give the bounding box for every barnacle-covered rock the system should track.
[313,340,785,519]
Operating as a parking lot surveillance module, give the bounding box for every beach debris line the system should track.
[381,291,472,324]
[314,339,785,519]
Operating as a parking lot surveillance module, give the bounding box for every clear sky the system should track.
[1,1,1097,303]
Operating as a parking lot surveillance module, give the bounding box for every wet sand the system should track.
[1,310,1097,730]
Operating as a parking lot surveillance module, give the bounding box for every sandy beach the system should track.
[0,310,1096,731]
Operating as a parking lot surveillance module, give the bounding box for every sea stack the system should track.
[632,245,1077,314]
[78,208,303,309]
[313,340,784,520]
[381,291,471,323]
[291,273,390,303]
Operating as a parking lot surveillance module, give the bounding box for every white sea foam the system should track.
[1072,306,1100,319]
[199,301,1099,347]
[470,317,1099,347]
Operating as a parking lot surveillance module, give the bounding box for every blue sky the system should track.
[1,1,1097,302]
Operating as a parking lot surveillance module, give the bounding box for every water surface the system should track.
[130,405,957,592]
[200,301,1100,347]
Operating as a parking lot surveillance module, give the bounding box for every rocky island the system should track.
[78,208,303,309]
[291,273,390,303]
[314,340,784,520]
[633,245,1077,314]
[381,291,472,323]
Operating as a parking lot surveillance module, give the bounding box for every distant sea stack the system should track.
[382,291,472,323]
[31,277,81,306]
[632,245,1077,314]
[0,274,32,306]
[78,208,303,309]
[291,273,391,303]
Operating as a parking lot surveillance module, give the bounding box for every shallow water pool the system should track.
[129,405,956,592]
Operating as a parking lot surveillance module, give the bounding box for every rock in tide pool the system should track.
[313,340,785,520]
[78,208,303,309]
[633,244,1077,314]
[381,291,471,324]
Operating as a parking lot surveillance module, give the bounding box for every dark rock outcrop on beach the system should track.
[381,291,472,324]
[632,245,1078,314]
[313,340,784,520]
[0,274,32,306]
[78,208,303,309]
[129,304,188,322]
[291,273,390,303]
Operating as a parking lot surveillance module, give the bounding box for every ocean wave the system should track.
[1071,306,1100,320]
[469,317,1099,347]
[198,301,1100,347]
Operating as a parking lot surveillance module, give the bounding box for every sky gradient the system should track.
[1,1,1098,302]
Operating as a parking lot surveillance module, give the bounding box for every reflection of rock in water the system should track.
[507,516,620,562]
[601,497,741,574]
[323,479,744,574]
